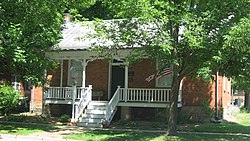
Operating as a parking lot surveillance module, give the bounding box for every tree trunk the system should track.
[167,69,182,135]
[244,91,250,110]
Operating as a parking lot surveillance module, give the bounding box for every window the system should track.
[156,73,173,88]
[68,60,83,87]
[0,73,3,87]
[11,75,21,92]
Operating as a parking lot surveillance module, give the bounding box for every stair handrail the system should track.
[105,86,120,125]
[75,85,92,122]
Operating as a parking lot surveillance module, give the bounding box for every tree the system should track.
[89,0,250,135]
[0,0,64,85]
[223,16,250,109]
[0,0,95,85]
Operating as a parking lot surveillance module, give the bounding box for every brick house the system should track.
[31,21,232,127]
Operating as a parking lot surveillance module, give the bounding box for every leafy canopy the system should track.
[87,0,250,135]
[0,0,95,85]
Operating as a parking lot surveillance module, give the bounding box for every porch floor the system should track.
[45,99,169,108]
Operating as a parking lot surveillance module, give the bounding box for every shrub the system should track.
[177,109,190,124]
[200,101,214,118]
[0,85,20,115]
[240,106,250,113]
[59,114,70,122]
[6,115,27,122]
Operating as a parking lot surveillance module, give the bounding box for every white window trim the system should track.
[155,61,173,88]
[11,74,21,92]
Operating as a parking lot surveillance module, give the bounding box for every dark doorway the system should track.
[111,65,125,99]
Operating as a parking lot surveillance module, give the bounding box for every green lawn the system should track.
[237,112,250,126]
[0,111,250,141]
[65,112,250,141]
[0,122,57,135]
[178,112,250,134]
[64,130,250,141]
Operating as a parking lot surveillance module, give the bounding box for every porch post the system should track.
[71,84,76,122]
[124,66,128,89]
[124,66,128,102]
[81,59,87,88]
[60,60,63,88]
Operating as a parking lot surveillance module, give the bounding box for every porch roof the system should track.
[54,22,95,51]
[54,20,150,51]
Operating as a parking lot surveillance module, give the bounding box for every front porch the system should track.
[44,86,171,106]
[44,86,172,127]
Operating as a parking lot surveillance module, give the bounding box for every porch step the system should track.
[88,101,108,106]
[77,101,108,128]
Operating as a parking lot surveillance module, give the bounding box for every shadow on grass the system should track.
[65,130,162,141]
[0,122,58,135]
[65,129,250,141]
[178,121,250,134]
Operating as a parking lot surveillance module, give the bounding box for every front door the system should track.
[110,65,125,99]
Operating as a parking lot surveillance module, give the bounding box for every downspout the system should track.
[30,85,35,113]
[215,71,219,119]
[42,69,47,115]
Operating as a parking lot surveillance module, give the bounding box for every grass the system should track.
[65,112,250,141]
[237,112,250,126]
[64,130,250,141]
[178,111,250,134]
[0,110,250,140]
[0,122,58,135]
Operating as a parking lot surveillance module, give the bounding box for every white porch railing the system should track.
[75,85,92,122]
[45,87,86,100]
[105,86,121,125]
[119,88,171,103]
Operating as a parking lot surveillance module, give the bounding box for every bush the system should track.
[6,115,28,122]
[200,101,214,118]
[240,106,250,113]
[59,114,70,122]
[0,85,20,115]
[177,109,190,124]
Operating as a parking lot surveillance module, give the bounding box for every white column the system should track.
[124,66,128,102]
[125,66,128,89]
[81,59,86,88]
[60,60,64,88]
[108,61,112,100]
[71,84,76,122]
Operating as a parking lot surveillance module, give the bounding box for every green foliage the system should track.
[0,0,64,84]
[177,110,190,124]
[59,114,70,123]
[6,115,27,122]
[240,106,250,113]
[200,101,214,118]
[87,0,250,134]
[223,16,250,92]
[0,85,20,115]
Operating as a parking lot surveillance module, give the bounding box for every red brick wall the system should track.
[128,59,155,88]
[182,76,231,109]
[48,63,61,87]
[221,77,232,108]
[86,59,109,99]
[63,60,68,87]
[47,60,68,87]
[182,77,214,107]
[33,87,43,111]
